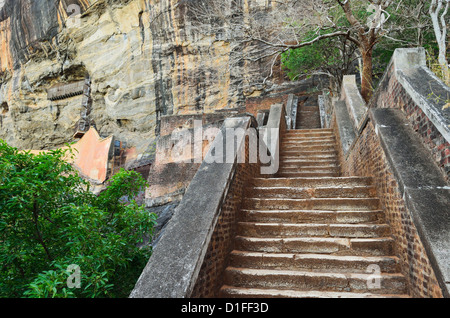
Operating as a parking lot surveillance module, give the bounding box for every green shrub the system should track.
[0,140,156,298]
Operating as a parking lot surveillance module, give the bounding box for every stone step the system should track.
[278,164,339,169]
[287,129,333,133]
[284,134,334,139]
[251,177,373,188]
[234,236,395,256]
[242,197,380,211]
[275,171,340,178]
[280,157,338,165]
[279,160,338,167]
[285,130,333,136]
[279,157,338,165]
[284,133,334,138]
[229,251,401,273]
[281,150,338,158]
[223,267,407,294]
[283,134,334,138]
[237,222,391,238]
[297,111,320,118]
[240,209,385,224]
[275,169,341,178]
[277,166,340,174]
[299,106,320,112]
[219,286,410,298]
[298,119,321,126]
[282,138,336,145]
[298,117,321,125]
[248,186,376,199]
[281,144,336,152]
[282,140,336,146]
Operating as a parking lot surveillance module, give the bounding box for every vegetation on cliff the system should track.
[0,140,156,298]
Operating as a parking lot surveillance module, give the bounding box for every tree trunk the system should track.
[360,49,373,103]
[430,0,449,84]
[438,50,449,85]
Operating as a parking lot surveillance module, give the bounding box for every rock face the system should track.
[0,0,260,152]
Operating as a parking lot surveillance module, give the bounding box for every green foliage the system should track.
[281,32,357,87]
[281,41,331,81]
[0,140,157,298]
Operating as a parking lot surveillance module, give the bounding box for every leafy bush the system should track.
[0,140,156,298]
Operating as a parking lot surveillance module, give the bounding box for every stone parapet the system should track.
[331,47,450,297]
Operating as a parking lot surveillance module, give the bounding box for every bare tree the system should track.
[183,0,434,102]
[429,0,449,84]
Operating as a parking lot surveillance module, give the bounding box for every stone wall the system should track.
[369,48,450,181]
[332,113,444,298]
[331,48,450,298]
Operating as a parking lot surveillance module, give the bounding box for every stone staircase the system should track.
[219,128,410,298]
[296,95,321,129]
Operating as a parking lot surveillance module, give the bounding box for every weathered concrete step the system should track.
[278,165,339,170]
[281,145,336,152]
[283,134,334,139]
[298,126,322,129]
[279,160,338,167]
[235,236,395,255]
[223,267,407,294]
[287,128,331,132]
[242,197,380,210]
[276,169,339,176]
[285,131,333,137]
[229,251,400,273]
[281,151,338,158]
[219,286,410,298]
[252,177,373,188]
[287,129,333,133]
[240,209,385,224]
[277,167,340,174]
[284,134,335,139]
[286,134,334,139]
[249,186,376,199]
[280,158,338,165]
[237,222,391,238]
[282,141,335,146]
[298,107,320,113]
[281,148,337,154]
[282,140,336,146]
[280,155,338,162]
[298,110,320,115]
[298,119,321,126]
[298,120,321,127]
[275,171,340,178]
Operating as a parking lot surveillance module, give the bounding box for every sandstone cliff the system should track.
[0,0,263,153]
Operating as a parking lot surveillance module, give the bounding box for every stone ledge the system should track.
[370,107,450,297]
[285,94,298,129]
[340,75,368,132]
[334,100,356,155]
[405,187,450,297]
[380,48,450,144]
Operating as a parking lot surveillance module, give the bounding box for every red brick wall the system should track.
[245,95,288,117]
[332,114,444,298]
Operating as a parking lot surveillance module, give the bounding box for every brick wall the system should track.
[245,95,288,118]
[332,114,444,298]
[370,62,450,182]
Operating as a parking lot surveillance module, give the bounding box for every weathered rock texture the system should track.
[0,0,261,153]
